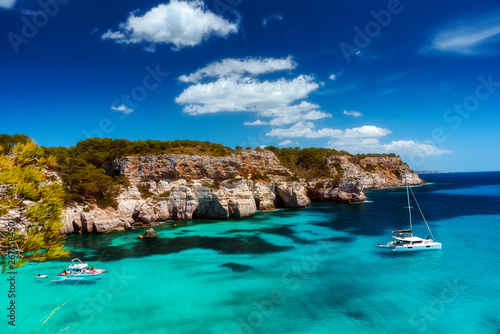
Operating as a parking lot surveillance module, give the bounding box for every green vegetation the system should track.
[314,181,325,189]
[0,140,69,271]
[265,147,398,180]
[159,191,171,198]
[250,172,270,182]
[0,134,400,210]
[361,164,378,172]
[137,184,154,199]
[202,181,221,189]
[266,147,345,180]
[226,178,243,184]
[44,137,234,208]
[331,162,345,176]
[356,153,397,159]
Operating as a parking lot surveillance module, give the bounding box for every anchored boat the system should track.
[376,172,442,252]
[54,258,106,281]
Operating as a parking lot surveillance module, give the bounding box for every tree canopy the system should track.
[0,140,69,271]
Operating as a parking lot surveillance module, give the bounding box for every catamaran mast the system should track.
[405,172,413,236]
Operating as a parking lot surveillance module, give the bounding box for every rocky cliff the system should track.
[61,151,423,234]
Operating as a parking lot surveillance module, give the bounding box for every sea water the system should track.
[2,172,499,334]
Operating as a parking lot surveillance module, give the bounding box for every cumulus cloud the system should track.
[179,56,296,83]
[382,140,451,156]
[111,104,134,114]
[278,140,293,146]
[327,125,449,157]
[176,75,318,115]
[176,56,336,137]
[262,14,283,27]
[343,110,362,117]
[244,120,268,126]
[423,10,500,56]
[101,0,239,51]
[266,122,340,139]
[331,125,392,138]
[0,0,16,9]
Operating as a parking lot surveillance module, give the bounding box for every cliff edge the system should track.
[62,150,423,234]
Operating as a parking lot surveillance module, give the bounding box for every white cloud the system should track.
[423,10,500,56]
[101,0,238,51]
[0,0,15,9]
[266,122,340,139]
[102,31,126,40]
[176,56,334,132]
[176,75,319,115]
[331,125,391,139]
[111,104,134,114]
[268,110,331,127]
[329,74,337,81]
[382,140,451,156]
[343,110,362,117]
[327,125,449,157]
[278,140,293,146]
[179,56,295,83]
[262,14,283,27]
[244,120,268,126]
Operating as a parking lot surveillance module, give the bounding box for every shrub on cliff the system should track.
[0,140,69,271]
[267,147,336,180]
[0,134,30,155]
[251,172,270,182]
[137,184,154,199]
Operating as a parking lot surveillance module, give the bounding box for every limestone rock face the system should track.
[139,228,158,239]
[167,185,199,220]
[109,151,292,182]
[307,179,367,204]
[58,150,424,234]
[326,155,423,189]
[275,182,311,208]
[62,205,133,234]
[252,182,277,210]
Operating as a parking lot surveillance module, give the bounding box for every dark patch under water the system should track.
[62,235,293,262]
[315,236,355,243]
[225,225,314,245]
[220,262,253,272]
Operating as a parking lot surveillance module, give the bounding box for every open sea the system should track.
[2,172,500,334]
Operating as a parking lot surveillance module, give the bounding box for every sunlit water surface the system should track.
[2,172,500,334]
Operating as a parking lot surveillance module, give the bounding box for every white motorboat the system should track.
[376,172,442,252]
[53,258,106,281]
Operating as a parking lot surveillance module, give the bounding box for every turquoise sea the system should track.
[2,172,500,333]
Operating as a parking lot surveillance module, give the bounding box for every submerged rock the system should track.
[221,262,253,273]
[139,228,158,239]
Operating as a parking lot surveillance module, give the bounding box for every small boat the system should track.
[376,172,442,252]
[36,274,48,279]
[54,258,106,282]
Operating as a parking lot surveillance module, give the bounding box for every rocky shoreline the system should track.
[61,151,424,234]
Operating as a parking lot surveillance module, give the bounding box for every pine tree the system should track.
[0,140,69,271]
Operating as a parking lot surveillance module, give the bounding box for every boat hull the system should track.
[55,272,106,281]
[393,242,442,252]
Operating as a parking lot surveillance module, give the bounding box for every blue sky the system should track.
[1,0,500,172]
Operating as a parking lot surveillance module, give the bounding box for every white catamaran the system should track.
[376,172,442,252]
